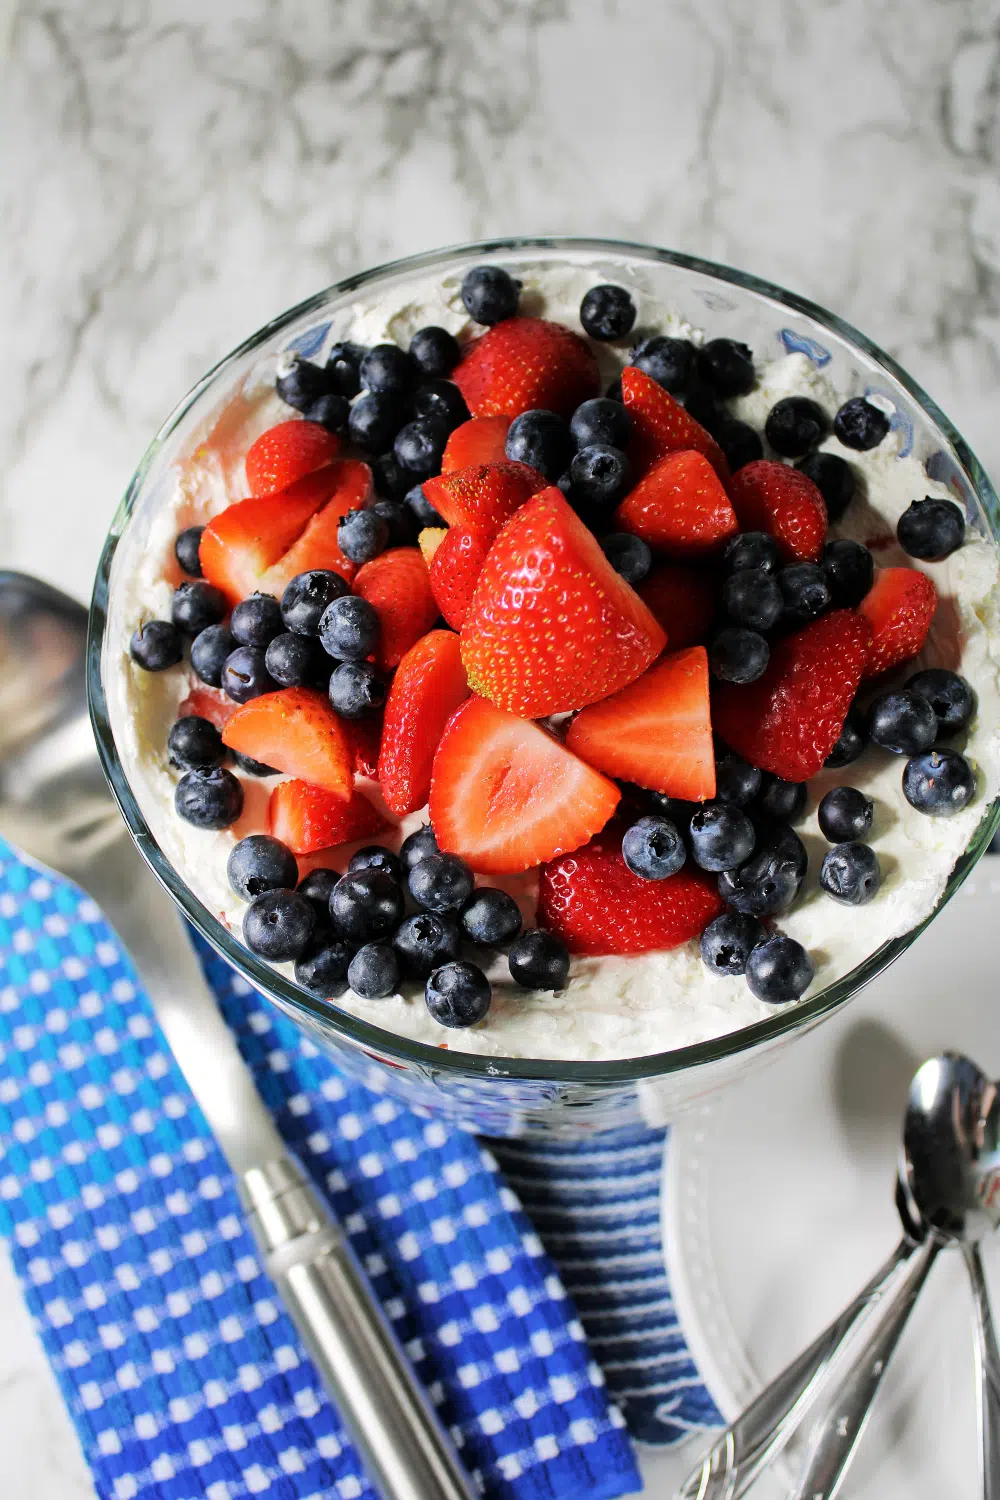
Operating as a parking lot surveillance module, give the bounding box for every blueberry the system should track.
[689,804,756,872]
[130,619,183,671]
[820,842,881,905]
[768,823,810,880]
[723,568,782,631]
[171,581,227,636]
[621,816,686,879]
[643,792,697,832]
[410,380,469,432]
[570,445,631,506]
[601,532,652,584]
[405,484,444,529]
[746,935,814,1004]
[570,397,633,451]
[700,912,766,977]
[508,931,570,991]
[821,540,874,608]
[167,715,224,771]
[715,418,764,472]
[825,705,867,768]
[230,592,284,649]
[393,913,462,979]
[409,326,461,378]
[717,832,805,916]
[682,384,721,431]
[796,452,857,523]
[348,393,404,453]
[400,824,439,872]
[221,646,276,703]
[724,531,780,575]
[906,668,976,737]
[461,266,521,325]
[280,570,349,636]
[324,342,365,399]
[175,767,244,830]
[709,628,770,684]
[230,751,279,777]
[714,752,761,808]
[408,853,475,914]
[297,867,340,921]
[818,787,874,843]
[372,499,418,549]
[897,497,966,561]
[304,392,350,433]
[764,396,828,458]
[331,870,405,941]
[360,344,415,396]
[695,338,755,397]
[460,888,523,947]
[580,284,637,341]
[867,691,938,755]
[372,450,414,501]
[605,376,623,402]
[338,508,389,566]
[778,563,831,624]
[752,773,807,824]
[348,942,401,999]
[902,748,977,816]
[243,889,316,961]
[175,525,205,578]
[294,938,354,997]
[629,335,693,391]
[348,845,403,883]
[276,355,335,412]
[425,961,492,1026]
[227,834,298,901]
[394,417,450,480]
[265,631,327,688]
[833,397,890,451]
[329,662,386,718]
[505,410,573,481]
[318,595,380,661]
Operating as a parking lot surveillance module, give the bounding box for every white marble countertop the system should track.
[3,2,1000,1494]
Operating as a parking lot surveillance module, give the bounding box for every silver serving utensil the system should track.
[0,571,476,1500]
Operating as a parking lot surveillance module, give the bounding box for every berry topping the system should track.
[569,444,631,507]
[818,787,874,843]
[348,394,404,453]
[178,686,236,732]
[689,803,756,873]
[724,531,780,575]
[709,627,770,685]
[175,766,244,830]
[372,499,418,549]
[175,526,205,578]
[223,687,354,797]
[508,930,571,990]
[906,668,975,736]
[821,539,874,608]
[280,569,350,636]
[601,532,652,584]
[378,630,470,818]
[723,568,782,631]
[858,567,937,678]
[245,420,339,496]
[348,943,401,999]
[360,344,415,396]
[243,889,316,962]
[778,561,831,624]
[902,748,977,816]
[441,415,512,473]
[621,366,731,481]
[276,355,337,412]
[425,962,492,1028]
[423,460,546,544]
[411,380,470,432]
[346,845,400,882]
[227,834,298,902]
[221,646,276,703]
[714,752,762,808]
[629,336,694,393]
[427,528,491,631]
[318,594,380,661]
[621,816,687,880]
[405,484,444,529]
[504,409,573,480]
[230,593,284,648]
[867,690,938,755]
[130,619,183,672]
[394,416,451,481]
[897,497,966,561]
[694,338,756,397]
[393,913,462,980]
[751,772,807,824]
[461,265,521,325]
[269,782,389,856]
[571,398,633,451]
[728,460,828,564]
[171,580,227,636]
[409,326,461,378]
[371,452,412,501]
[351,547,439,670]
[264,631,327,689]
[746,934,813,1004]
[400,823,439,872]
[337,507,389,566]
[452,316,600,420]
[325,342,366,397]
[329,662,387,719]
[305,393,350,434]
[820,842,881,905]
[795,452,857,523]
[409,853,475,914]
[460,889,523,948]
[717,828,806,917]
[167,716,224,771]
[824,705,867,768]
[763,396,828,458]
[331,869,405,942]
[700,912,766,977]
[714,418,764,473]
[615,449,738,556]
[297,867,340,916]
[833,397,891,451]
[294,939,353,998]
[580,284,637,341]
[634,562,717,650]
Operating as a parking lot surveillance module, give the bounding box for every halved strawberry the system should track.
[452,317,600,419]
[178,687,236,731]
[222,688,354,798]
[259,459,372,594]
[418,528,448,567]
[566,647,715,801]
[269,781,390,856]
[728,460,827,563]
[461,488,666,716]
[428,529,491,631]
[858,566,938,679]
[635,563,718,650]
[537,821,724,957]
[442,415,512,472]
[352,547,440,670]
[621,366,730,482]
[615,450,738,555]
[346,715,383,779]
[429,696,620,874]
[245,420,340,496]
[712,610,871,782]
[199,469,337,606]
[422,461,547,545]
[378,631,470,817]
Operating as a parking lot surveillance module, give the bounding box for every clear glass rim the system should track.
[87,234,1000,1087]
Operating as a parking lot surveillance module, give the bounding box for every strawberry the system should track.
[442,415,512,472]
[428,529,491,631]
[537,821,724,957]
[461,488,666,716]
[429,696,620,874]
[378,631,470,817]
[178,687,236,731]
[859,566,938,679]
[452,317,600,419]
[245,420,340,496]
[269,781,390,856]
[635,563,718,650]
[711,610,872,782]
[422,461,547,545]
[615,450,738,555]
[728,459,827,564]
[352,547,439,670]
[621,366,730,482]
[346,715,383,778]
[222,687,354,798]
[418,528,448,566]
[566,647,715,801]
[199,469,335,606]
[258,458,371,593]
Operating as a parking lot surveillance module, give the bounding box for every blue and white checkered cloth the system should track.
[0,836,718,1499]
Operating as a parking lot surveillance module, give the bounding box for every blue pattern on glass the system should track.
[285,322,331,359]
[779,328,832,366]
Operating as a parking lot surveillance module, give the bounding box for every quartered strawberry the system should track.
[615,450,738,555]
[537,821,724,957]
[352,547,440,670]
[199,469,336,606]
[858,566,938,679]
[428,529,491,631]
[245,419,340,496]
[178,687,236,731]
[346,715,383,779]
[422,461,547,544]
[452,316,600,419]
[222,687,354,798]
[461,488,666,717]
[566,647,715,801]
[621,366,730,482]
[441,415,512,473]
[259,458,372,594]
[378,630,470,817]
[728,459,827,564]
[429,696,620,874]
[712,610,872,781]
[269,781,390,856]
[635,563,718,650]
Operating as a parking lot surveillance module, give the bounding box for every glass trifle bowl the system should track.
[88,237,1000,1137]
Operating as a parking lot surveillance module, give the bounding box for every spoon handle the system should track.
[964,1242,1000,1499]
[673,1236,914,1500]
